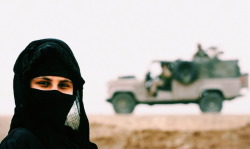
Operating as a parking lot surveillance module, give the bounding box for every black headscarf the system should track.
[10,38,97,149]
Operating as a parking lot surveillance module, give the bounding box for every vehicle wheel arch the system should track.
[111,91,138,103]
[200,89,224,99]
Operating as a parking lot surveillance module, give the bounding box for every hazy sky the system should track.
[0,0,249,115]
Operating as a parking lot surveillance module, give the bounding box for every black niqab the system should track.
[9,39,97,149]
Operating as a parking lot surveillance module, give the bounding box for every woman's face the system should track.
[30,76,73,95]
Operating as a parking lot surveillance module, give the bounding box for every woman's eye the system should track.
[59,83,70,88]
[37,81,50,86]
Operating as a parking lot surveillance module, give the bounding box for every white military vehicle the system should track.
[106,50,248,114]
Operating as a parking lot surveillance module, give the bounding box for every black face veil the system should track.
[10,39,97,149]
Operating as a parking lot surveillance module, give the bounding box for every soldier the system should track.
[148,63,172,97]
[193,43,209,60]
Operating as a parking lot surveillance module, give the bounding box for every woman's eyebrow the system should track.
[60,80,72,83]
[39,77,51,81]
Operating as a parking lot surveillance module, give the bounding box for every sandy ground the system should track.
[1,114,250,149]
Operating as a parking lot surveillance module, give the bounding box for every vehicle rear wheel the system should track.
[199,92,223,113]
[112,93,136,114]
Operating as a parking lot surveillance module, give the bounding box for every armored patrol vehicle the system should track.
[106,47,248,114]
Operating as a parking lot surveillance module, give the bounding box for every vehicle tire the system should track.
[199,92,223,113]
[112,93,136,114]
[173,61,199,85]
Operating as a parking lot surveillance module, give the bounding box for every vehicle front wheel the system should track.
[199,92,223,113]
[112,93,136,114]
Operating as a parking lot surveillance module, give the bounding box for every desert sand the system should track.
[1,114,250,149]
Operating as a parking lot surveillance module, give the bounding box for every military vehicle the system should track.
[106,46,248,114]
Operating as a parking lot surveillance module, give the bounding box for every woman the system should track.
[0,39,97,149]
